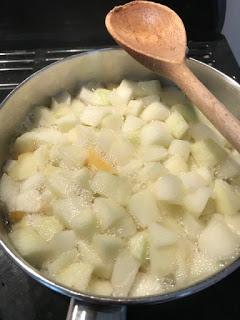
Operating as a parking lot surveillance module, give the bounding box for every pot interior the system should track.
[0,48,240,304]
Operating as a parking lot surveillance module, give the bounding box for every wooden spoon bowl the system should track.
[106,1,186,64]
[106,1,240,152]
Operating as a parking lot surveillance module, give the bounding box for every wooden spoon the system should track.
[106,1,240,152]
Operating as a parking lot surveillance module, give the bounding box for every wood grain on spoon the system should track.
[106,1,240,152]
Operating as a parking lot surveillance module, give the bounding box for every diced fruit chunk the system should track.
[182,213,203,240]
[16,189,43,213]
[111,250,140,297]
[122,115,144,133]
[138,163,167,183]
[149,222,177,248]
[87,148,115,173]
[141,102,170,122]
[164,155,188,175]
[172,103,197,123]
[154,175,184,204]
[46,249,78,276]
[101,114,123,131]
[56,262,93,290]
[127,99,144,116]
[80,106,109,127]
[10,226,49,266]
[191,139,227,167]
[88,279,113,296]
[55,112,77,132]
[110,215,137,239]
[33,106,55,127]
[214,179,240,216]
[94,88,111,106]
[70,99,85,118]
[141,121,172,146]
[78,87,96,105]
[31,215,63,241]
[216,157,240,179]
[70,209,96,238]
[120,159,143,177]
[108,137,134,166]
[0,173,19,211]
[128,190,159,227]
[47,167,91,197]
[49,230,78,255]
[9,211,26,223]
[8,152,38,180]
[52,105,70,118]
[166,110,189,139]
[180,171,208,191]
[93,234,123,261]
[150,245,177,277]
[130,273,162,297]
[128,231,148,263]
[50,144,87,169]
[225,215,240,236]
[52,197,91,228]
[198,215,239,260]
[110,80,134,106]
[140,146,168,162]
[183,187,211,218]
[77,240,112,279]
[93,197,126,230]
[96,128,116,153]
[67,124,96,147]
[168,139,190,161]
[13,128,64,154]
[195,167,212,185]
[90,171,131,206]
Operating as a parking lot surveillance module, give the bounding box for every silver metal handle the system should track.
[66,298,127,320]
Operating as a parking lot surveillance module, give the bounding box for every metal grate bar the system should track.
[0,67,34,71]
[45,48,101,54]
[46,48,88,54]
[0,83,19,90]
[45,57,64,62]
[0,43,223,101]
[0,50,36,56]
[0,59,34,64]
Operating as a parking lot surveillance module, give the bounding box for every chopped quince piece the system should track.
[87,148,115,173]
[9,211,26,223]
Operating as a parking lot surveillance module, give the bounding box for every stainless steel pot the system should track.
[0,48,240,320]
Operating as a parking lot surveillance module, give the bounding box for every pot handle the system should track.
[66,298,127,320]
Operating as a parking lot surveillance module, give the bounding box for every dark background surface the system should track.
[0,0,226,48]
[0,0,240,319]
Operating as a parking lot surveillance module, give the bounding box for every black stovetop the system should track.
[0,37,240,320]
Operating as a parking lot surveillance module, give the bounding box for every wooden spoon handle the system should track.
[163,62,240,152]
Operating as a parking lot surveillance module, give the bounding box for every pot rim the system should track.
[0,47,240,305]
